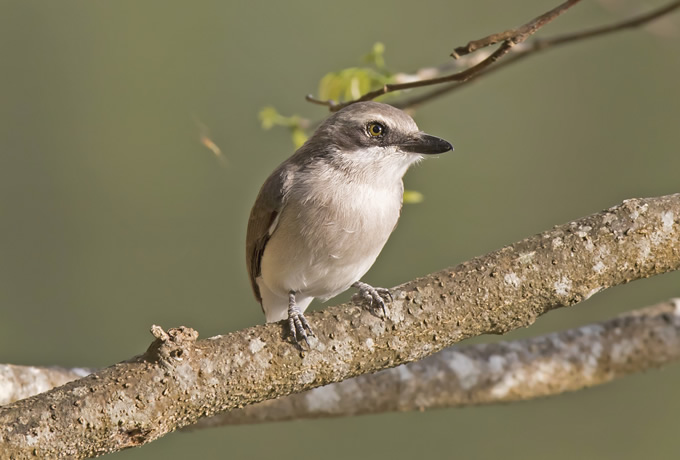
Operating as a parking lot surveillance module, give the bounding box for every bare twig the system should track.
[1,194,679,458]
[305,94,337,108]
[325,41,517,112]
[451,0,581,57]
[308,0,680,112]
[317,0,580,112]
[393,0,680,110]
[541,0,680,46]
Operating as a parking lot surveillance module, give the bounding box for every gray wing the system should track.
[245,167,289,305]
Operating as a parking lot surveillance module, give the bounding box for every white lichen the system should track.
[554,277,572,297]
[504,272,521,288]
[638,238,651,262]
[70,367,92,377]
[446,352,481,390]
[298,369,316,384]
[650,211,675,245]
[490,369,526,398]
[248,337,266,354]
[517,251,536,265]
[487,355,506,374]
[581,341,603,378]
[629,203,649,220]
[528,361,559,384]
[304,384,341,412]
[661,211,674,232]
[173,360,199,394]
[0,377,11,403]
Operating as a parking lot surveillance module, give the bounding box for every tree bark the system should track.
[1,194,679,458]
[4,298,680,427]
[193,298,680,426]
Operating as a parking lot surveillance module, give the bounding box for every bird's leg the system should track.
[352,281,392,317]
[287,291,314,346]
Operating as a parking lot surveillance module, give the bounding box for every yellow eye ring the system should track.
[367,122,385,137]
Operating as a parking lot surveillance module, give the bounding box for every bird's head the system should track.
[308,101,453,180]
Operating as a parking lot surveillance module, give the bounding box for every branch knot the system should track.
[145,325,199,365]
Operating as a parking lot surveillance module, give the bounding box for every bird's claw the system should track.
[352,281,391,317]
[287,296,314,346]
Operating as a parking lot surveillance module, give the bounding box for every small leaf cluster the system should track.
[317,43,394,103]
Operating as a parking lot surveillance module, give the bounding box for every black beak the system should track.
[400,132,453,155]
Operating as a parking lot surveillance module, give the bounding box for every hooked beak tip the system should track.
[402,132,454,155]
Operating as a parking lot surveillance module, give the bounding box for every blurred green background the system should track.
[1,0,679,458]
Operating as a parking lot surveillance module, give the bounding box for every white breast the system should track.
[259,179,403,301]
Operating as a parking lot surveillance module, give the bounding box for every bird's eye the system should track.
[366,122,385,138]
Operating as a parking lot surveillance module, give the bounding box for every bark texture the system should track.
[5,299,680,426]
[0,366,94,406]
[0,194,678,458]
[194,298,680,426]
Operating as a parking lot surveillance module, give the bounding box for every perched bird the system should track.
[246,101,453,343]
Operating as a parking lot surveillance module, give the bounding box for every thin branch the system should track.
[393,0,680,110]
[542,0,680,46]
[451,0,581,57]
[0,366,95,406]
[325,41,516,112]
[309,0,680,112]
[305,94,337,108]
[1,194,679,458]
[319,0,580,112]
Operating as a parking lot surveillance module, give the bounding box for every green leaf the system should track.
[319,67,394,104]
[403,190,424,204]
[291,127,308,149]
[258,106,281,130]
[318,72,346,102]
[362,42,386,70]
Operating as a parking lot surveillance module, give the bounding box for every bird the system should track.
[246,101,453,343]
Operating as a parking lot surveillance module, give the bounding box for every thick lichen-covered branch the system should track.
[6,298,680,426]
[0,366,94,406]
[194,298,680,426]
[1,194,679,458]
[6,298,680,428]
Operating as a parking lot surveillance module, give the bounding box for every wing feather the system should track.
[245,167,289,305]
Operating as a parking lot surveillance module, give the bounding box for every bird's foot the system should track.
[352,281,392,317]
[288,292,314,346]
